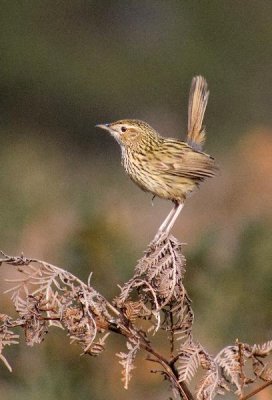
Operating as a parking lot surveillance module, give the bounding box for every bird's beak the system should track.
[95,123,110,131]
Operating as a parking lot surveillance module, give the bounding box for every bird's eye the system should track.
[121,126,127,132]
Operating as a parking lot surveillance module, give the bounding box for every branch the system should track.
[240,380,272,400]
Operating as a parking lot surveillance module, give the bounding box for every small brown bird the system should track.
[96,76,216,237]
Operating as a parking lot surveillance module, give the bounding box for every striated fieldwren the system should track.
[96,76,217,237]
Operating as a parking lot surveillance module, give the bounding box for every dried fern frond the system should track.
[253,359,272,382]
[117,338,140,389]
[177,340,201,382]
[122,300,145,323]
[1,252,116,356]
[251,340,272,382]
[210,340,272,398]
[252,340,272,357]
[196,349,231,400]
[0,314,20,372]
[196,370,219,400]
[115,234,193,337]
[173,300,194,342]
[215,345,242,393]
[85,332,111,357]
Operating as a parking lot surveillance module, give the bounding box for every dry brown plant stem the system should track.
[240,380,272,400]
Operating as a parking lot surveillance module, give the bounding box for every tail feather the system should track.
[187,76,209,151]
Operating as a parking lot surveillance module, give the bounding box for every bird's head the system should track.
[96,119,159,150]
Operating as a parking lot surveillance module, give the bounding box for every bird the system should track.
[96,76,217,238]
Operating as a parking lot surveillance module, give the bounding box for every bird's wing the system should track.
[152,142,216,180]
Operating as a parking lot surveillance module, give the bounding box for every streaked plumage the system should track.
[96,76,217,235]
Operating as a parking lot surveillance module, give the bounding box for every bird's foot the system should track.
[153,229,169,244]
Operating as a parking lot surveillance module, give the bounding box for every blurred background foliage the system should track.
[0,1,271,399]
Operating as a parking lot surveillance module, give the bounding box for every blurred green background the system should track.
[0,1,271,399]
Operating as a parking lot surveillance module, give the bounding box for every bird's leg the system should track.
[164,202,184,235]
[154,202,184,241]
[157,205,177,234]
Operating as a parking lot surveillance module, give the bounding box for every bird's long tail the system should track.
[187,76,209,151]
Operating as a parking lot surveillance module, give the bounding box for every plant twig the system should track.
[240,380,272,400]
